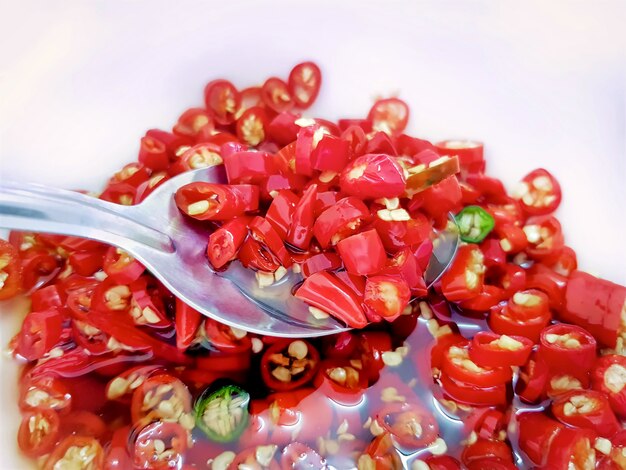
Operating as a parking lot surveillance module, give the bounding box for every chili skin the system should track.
[469,331,533,368]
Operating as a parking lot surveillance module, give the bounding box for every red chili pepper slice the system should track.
[204,79,241,125]
[169,142,223,176]
[103,247,144,284]
[375,402,439,449]
[236,106,269,146]
[60,410,107,439]
[512,168,562,216]
[368,98,409,135]
[591,355,626,418]
[238,238,282,273]
[138,135,169,171]
[286,184,317,250]
[133,421,188,470]
[267,113,301,146]
[442,341,512,388]
[260,339,320,391]
[435,139,485,174]
[552,389,621,438]
[265,190,300,240]
[461,438,514,467]
[30,284,65,311]
[261,76,294,113]
[224,150,277,185]
[360,433,403,470]
[172,107,214,139]
[560,270,626,349]
[17,408,61,457]
[363,275,411,322]
[300,252,342,278]
[249,216,291,266]
[404,155,461,196]
[439,373,508,406]
[312,358,368,407]
[523,215,565,262]
[372,213,432,253]
[469,331,533,368]
[409,176,462,225]
[340,153,406,198]
[537,323,597,377]
[295,271,367,328]
[130,374,192,425]
[544,427,597,470]
[440,244,485,302]
[175,182,259,221]
[313,197,371,248]
[43,435,104,470]
[423,455,462,470]
[206,216,250,269]
[288,62,322,109]
[336,229,387,276]
[16,307,64,361]
[489,302,551,343]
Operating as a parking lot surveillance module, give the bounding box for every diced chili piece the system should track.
[516,352,550,403]
[249,217,291,267]
[523,215,565,262]
[103,247,144,284]
[132,421,188,469]
[236,106,269,146]
[442,341,512,388]
[336,229,387,276]
[363,275,411,323]
[169,142,223,175]
[223,151,276,185]
[265,190,300,240]
[368,98,409,135]
[435,139,485,174]
[313,197,371,248]
[404,154,461,196]
[261,76,293,113]
[138,135,169,171]
[295,271,367,328]
[16,307,64,361]
[207,217,250,269]
[286,184,317,250]
[300,252,342,278]
[175,182,259,221]
[537,324,597,378]
[340,154,406,199]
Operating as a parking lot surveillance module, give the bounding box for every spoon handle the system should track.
[0,181,173,252]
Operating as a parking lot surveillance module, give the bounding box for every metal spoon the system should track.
[0,166,458,338]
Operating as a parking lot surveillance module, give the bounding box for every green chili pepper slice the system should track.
[194,383,250,442]
[455,205,495,243]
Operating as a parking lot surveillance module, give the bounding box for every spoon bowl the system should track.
[0,166,458,337]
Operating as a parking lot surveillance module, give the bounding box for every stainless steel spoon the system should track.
[0,166,458,338]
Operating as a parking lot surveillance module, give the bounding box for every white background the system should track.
[1,0,625,466]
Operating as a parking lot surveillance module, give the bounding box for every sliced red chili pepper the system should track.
[442,341,512,387]
[545,427,597,470]
[130,373,192,425]
[295,271,367,328]
[518,412,564,466]
[359,433,403,470]
[236,106,268,146]
[484,263,526,299]
[249,216,291,266]
[301,252,342,278]
[109,162,151,189]
[461,438,514,467]
[17,408,61,457]
[489,301,551,343]
[175,182,259,221]
[341,124,368,159]
[336,229,387,276]
[207,217,250,269]
[138,135,169,171]
[105,364,165,403]
[266,190,300,240]
[423,455,462,470]
[67,249,105,277]
[465,174,509,204]
[373,213,432,253]
[375,402,439,449]
[18,247,60,292]
[410,176,462,226]
[515,352,550,404]
[195,350,251,373]
[172,107,214,139]
[43,435,104,470]
[435,139,485,174]
[169,142,223,175]
[204,79,241,125]
[128,277,170,328]
[202,317,252,354]
[310,133,350,173]
[512,168,562,215]
[525,263,568,312]
[313,197,371,248]
[480,239,507,268]
[261,76,294,113]
[537,323,597,378]
[368,97,409,135]
[223,151,276,185]
[134,172,169,203]
[523,215,565,262]
[591,355,626,418]
[457,285,505,312]
[363,275,411,323]
[440,244,485,302]
[340,153,406,198]
[552,389,620,438]
[145,128,191,157]
[405,155,461,197]
[17,307,64,361]
[439,373,508,406]
[31,284,65,311]
[60,410,107,439]
[238,237,282,273]
[260,339,319,391]
[102,247,144,284]
[469,331,533,368]
[548,245,578,277]
[560,270,626,349]
[288,62,322,109]
[267,112,301,146]
[313,358,368,407]
[294,124,325,176]
[286,184,317,250]
[132,421,188,470]
[382,247,427,296]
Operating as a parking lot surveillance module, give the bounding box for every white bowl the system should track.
[1,1,624,466]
